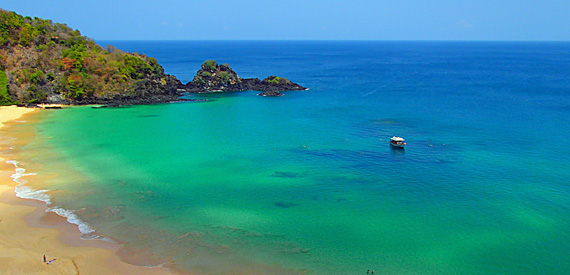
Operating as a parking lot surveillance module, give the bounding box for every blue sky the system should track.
[2,0,569,41]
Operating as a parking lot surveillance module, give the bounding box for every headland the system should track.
[0,10,306,106]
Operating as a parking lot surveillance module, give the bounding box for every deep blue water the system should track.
[12,41,570,274]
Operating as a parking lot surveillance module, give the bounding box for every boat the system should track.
[390,136,406,148]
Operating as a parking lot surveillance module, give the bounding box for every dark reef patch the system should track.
[272,171,301,178]
[274,201,299,208]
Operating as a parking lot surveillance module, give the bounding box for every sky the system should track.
[2,0,569,41]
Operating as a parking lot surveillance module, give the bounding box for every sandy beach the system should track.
[0,106,176,274]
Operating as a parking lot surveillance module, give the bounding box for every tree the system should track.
[0,70,14,105]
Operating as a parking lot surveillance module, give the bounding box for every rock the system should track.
[185,60,306,93]
[258,90,283,97]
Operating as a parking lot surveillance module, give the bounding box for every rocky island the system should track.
[183,60,306,94]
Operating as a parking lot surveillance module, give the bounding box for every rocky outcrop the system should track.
[257,90,283,97]
[44,74,184,106]
[183,60,306,93]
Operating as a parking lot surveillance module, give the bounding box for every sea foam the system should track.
[7,160,97,236]
[48,206,95,235]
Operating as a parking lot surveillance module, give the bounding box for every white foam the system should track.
[14,185,51,203]
[7,160,47,203]
[6,160,100,239]
[5,160,19,166]
[47,207,96,235]
[9,160,37,185]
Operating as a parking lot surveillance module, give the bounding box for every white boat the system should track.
[390,136,406,148]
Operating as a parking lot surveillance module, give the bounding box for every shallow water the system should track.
[5,41,570,274]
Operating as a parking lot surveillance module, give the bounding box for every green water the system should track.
[11,98,568,274]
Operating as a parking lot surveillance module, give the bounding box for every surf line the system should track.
[6,160,98,237]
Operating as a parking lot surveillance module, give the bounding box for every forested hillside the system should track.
[0,9,181,105]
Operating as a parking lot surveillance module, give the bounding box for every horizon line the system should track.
[95,39,570,43]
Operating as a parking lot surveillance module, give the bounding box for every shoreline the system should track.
[0,106,178,274]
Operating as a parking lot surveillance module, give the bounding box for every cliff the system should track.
[184,60,306,93]
[0,9,182,106]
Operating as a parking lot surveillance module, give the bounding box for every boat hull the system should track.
[390,142,405,148]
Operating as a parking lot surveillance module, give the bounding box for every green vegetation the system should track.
[267,76,281,84]
[193,76,205,85]
[203,60,218,71]
[218,71,229,83]
[0,9,174,104]
[264,76,290,85]
[0,70,13,105]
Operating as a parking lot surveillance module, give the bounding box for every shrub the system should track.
[203,60,218,71]
[46,72,55,81]
[193,76,205,85]
[119,54,152,79]
[219,71,229,82]
[0,70,13,105]
[30,70,45,84]
[147,57,163,74]
[267,76,281,84]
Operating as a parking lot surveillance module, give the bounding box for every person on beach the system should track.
[43,255,46,262]
[46,259,56,265]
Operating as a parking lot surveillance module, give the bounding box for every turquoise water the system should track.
[10,41,570,274]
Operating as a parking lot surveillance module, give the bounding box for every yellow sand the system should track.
[0,105,35,128]
[0,106,178,274]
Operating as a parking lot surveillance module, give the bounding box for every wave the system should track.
[48,207,95,235]
[6,160,98,237]
[14,185,50,203]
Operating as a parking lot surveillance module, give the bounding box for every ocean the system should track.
[3,41,570,274]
